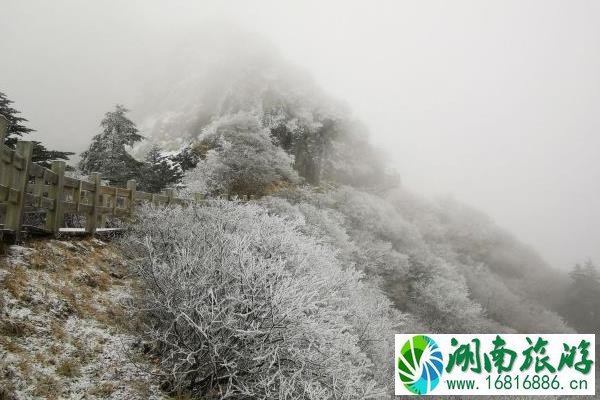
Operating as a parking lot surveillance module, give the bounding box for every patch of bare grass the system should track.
[56,358,81,377]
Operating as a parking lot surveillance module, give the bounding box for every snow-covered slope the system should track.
[0,239,164,400]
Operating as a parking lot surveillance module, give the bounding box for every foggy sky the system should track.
[1,0,599,270]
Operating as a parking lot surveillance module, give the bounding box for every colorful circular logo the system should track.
[397,335,444,394]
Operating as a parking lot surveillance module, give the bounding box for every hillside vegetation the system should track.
[111,40,586,398]
[3,34,595,399]
[139,41,570,333]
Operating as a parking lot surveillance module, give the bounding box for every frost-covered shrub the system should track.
[327,187,425,256]
[185,113,299,196]
[260,195,410,289]
[463,264,572,334]
[269,185,573,337]
[123,201,404,399]
[259,196,356,261]
[407,256,491,333]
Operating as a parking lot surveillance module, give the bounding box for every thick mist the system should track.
[1,0,599,270]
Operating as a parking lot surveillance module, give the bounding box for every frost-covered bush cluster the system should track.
[122,35,584,398]
[185,113,299,196]
[258,185,572,335]
[124,201,405,399]
[123,183,573,399]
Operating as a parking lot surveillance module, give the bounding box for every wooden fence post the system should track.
[86,172,101,234]
[111,187,118,215]
[74,180,82,213]
[127,179,136,217]
[44,160,65,234]
[0,116,8,205]
[0,115,7,144]
[33,175,44,208]
[194,192,204,203]
[5,141,32,241]
[0,115,6,244]
[165,188,174,205]
[99,192,108,228]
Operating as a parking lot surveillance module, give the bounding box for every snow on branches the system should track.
[122,201,402,399]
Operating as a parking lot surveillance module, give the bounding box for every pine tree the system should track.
[138,145,184,193]
[0,90,73,167]
[562,260,600,333]
[79,105,144,186]
[170,145,199,171]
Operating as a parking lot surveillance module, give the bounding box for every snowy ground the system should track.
[0,239,166,400]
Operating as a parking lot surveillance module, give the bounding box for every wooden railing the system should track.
[0,115,247,243]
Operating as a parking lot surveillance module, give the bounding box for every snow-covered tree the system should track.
[0,90,73,167]
[139,46,395,189]
[562,260,600,333]
[169,144,199,171]
[464,264,572,334]
[185,112,299,196]
[0,90,33,144]
[79,105,144,186]
[138,145,184,193]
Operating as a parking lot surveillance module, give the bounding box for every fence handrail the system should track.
[0,115,251,242]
